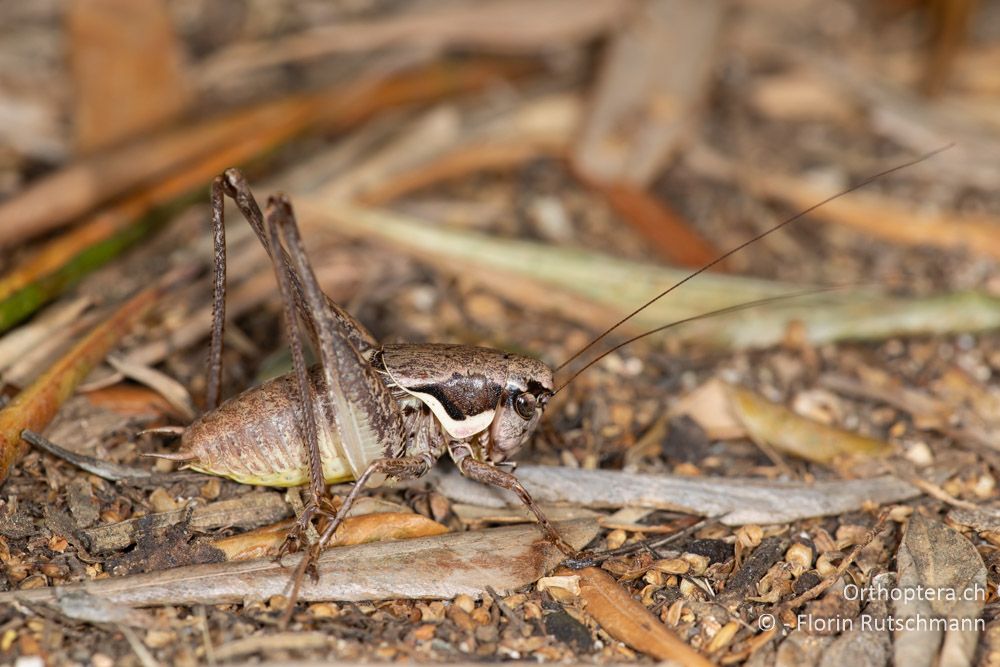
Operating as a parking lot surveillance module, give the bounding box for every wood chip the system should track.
[81,492,291,553]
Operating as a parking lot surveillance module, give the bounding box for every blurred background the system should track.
[2,0,1000,288]
[2,0,999,384]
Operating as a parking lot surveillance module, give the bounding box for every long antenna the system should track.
[554,146,952,373]
[553,285,850,394]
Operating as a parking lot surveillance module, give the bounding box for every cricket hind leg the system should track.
[264,195,408,559]
[206,173,331,548]
[206,177,227,412]
[266,194,417,626]
[449,445,575,556]
[280,453,434,627]
[259,195,341,556]
[207,172,386,554]
[267,194,406,489]
[218,169,379,356]
[207,169,378,413]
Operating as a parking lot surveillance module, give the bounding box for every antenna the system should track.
[552,285,849,394]
[554,146,953,374]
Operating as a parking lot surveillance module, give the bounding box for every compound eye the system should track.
[514,392,536,420]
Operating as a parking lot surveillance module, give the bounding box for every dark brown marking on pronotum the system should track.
[152,148,947,625]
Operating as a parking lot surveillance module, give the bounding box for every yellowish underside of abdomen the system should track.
[191,421,359,487]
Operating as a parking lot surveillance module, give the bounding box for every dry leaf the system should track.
[69,0,190,152]
[106,355,196,421]
[82,384,178,418]
[556,566,713,666]
[893,513,987,667]
[726,384,893,464]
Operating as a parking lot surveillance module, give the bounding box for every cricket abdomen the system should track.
[179,368,382,487]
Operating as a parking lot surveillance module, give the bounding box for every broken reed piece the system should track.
[0,519,598,607]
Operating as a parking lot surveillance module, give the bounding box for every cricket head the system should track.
[379,344,553,464]
[485,355,553,464]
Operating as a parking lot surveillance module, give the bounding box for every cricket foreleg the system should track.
[451,447,575,556]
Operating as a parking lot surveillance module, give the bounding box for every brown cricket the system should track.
[150,150,939,610]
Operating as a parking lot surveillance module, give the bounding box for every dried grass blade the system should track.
[0,195,191,333]
[304,200,798,331]
[689,146,1000,260]
[0,265,194,484]
[0,96,315,247]
[0,57,536,248]
[307,202,1000,345]
[0,297,90,371]
[197,0,623,88]
[341,93,582,204]
[0,59,536,332]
